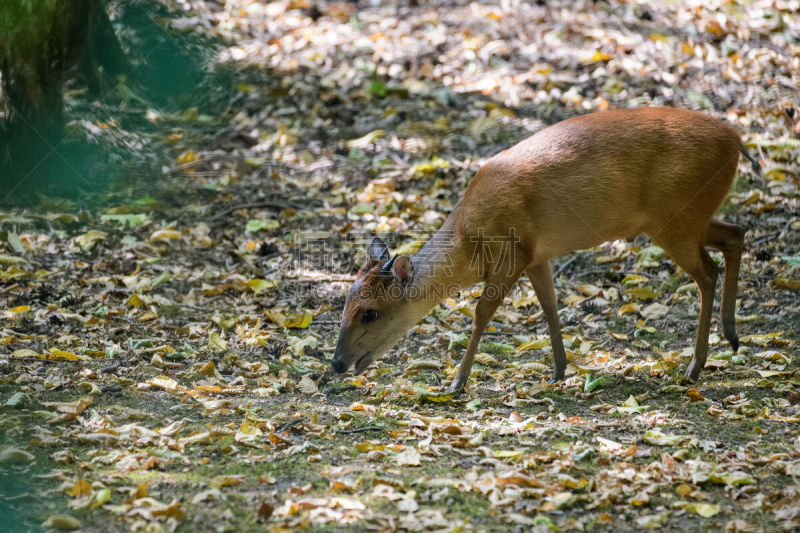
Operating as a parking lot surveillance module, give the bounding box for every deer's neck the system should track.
[410,222,474,303]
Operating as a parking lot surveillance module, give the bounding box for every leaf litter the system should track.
[1,0,799,531]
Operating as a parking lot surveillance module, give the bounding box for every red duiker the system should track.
[333,107,755,393]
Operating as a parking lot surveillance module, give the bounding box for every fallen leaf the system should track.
[208,331,228,351]
[66,479,92,497]
[150,229,182,241]
[678,501,720,517]
[395,447,422,466]
[0,446,36,465]
[41,514,81,530]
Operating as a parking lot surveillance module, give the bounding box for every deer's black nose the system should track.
[332,358,347,373]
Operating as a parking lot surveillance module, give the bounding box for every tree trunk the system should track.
[0,0,128,196]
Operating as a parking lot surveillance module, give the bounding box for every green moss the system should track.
[446,488,491,517]
[159,304,183,320]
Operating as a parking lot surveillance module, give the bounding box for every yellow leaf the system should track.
[622,395,639,407]
[679,502,720,517]
[214,315,237,329]
[346,129,386,149]
[686,388,704,402]
[411,156,450,175]
[417,390,456,403]
[211,476,244,488]
[138,311,157,322]
[584,50,613,64]
[274,123,297,146]
[180,107,198,121]
[150,229,182,241]
[774,277,800,290]
[12,348,38,358]
[493,450,524,459]
[208,331,228,351]
[164,131,184,144]
[176,151,198,165]
[533,63,553,75]
[74,230,107,251]
[152,500,185,519]
[349,402,376,412]
[0,254,27,265]
[474,353,500,366]
[235,83,255,93]
[285,311,314,328]
[148,376,179,392]
[704,20,725,37]
[516,338,550,352]
[265,310,286,325]
[89,487,111,510]
[452,304,473,318]
[46,348,89,361]
[512,292,538,308]
[248,279,276,294]
[201,283,225,296]
[197,361,222,378]
[9,305,30,313]
[740,332,785,346]
[624,287,661,300]
[618,302,640,315]
[136,481,149,498]
[127,294,145,308]
[558,475,588,489]
[515,361,549,374]
[621,274,648,286]
[355,441,384,453]
[237,415,264,437]
[244,156,266,167]
[41,514,81,530]
[576,284,603,297]
[66,480,92,497]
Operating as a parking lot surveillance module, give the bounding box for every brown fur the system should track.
[333,107,746,389]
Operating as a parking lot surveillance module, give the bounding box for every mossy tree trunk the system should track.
[0,0,128,194]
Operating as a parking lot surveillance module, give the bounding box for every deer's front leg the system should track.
[448,277,519,393]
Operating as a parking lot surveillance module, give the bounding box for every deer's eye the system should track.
[362,309,379,323]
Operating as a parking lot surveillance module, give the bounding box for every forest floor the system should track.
[1,0,799,531]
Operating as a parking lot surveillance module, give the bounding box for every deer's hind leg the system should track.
[651,230,719,381]
[705,220,745,351]
[525,261,566,383]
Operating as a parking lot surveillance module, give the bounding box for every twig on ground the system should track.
[100,361,121,373]
[275,417,308,432]
[554,255,578,277]
[209,200,303,221]
[336,424,385,435]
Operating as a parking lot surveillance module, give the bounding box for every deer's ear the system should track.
[369,236,390,262]
[392,255,413,287]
